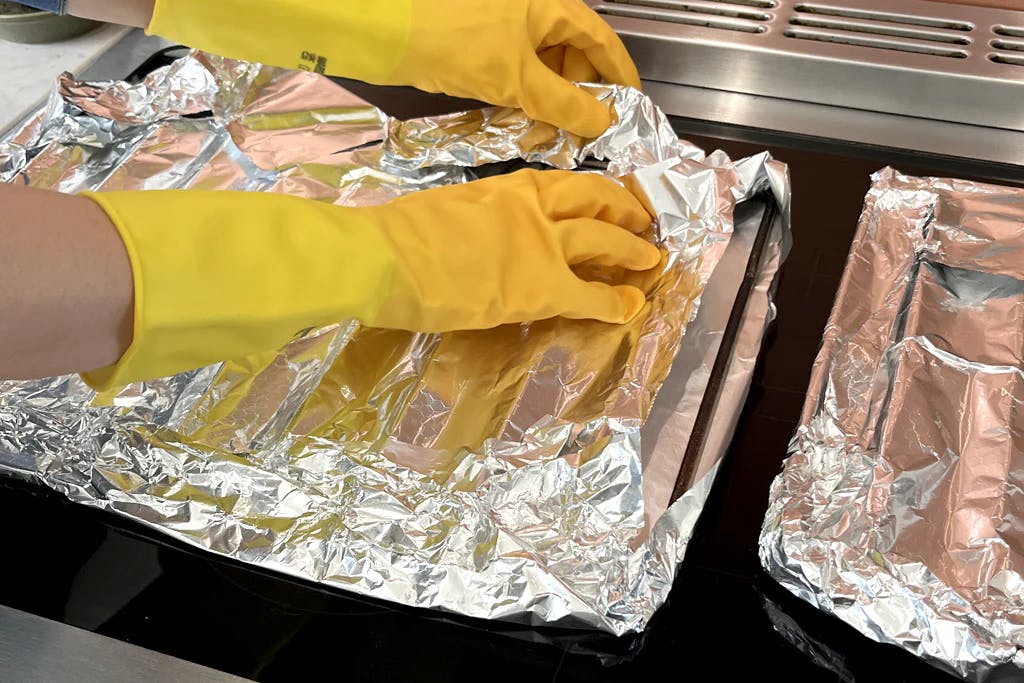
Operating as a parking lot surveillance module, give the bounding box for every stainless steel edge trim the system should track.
[642,79,1024,170]
[0,605,252,683]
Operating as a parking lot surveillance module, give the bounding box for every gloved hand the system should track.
[147,0,640,137]
[81,170,660,390]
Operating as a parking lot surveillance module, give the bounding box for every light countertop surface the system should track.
[0,23,130,133]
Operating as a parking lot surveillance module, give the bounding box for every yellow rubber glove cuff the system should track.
[148,0,413,84]
[81,190,396,391]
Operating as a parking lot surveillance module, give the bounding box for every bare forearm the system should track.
[0,186,133,380]
[64,0,154,28]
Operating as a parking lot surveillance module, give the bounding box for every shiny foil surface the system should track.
[761,169,1024,679]
[0,52,788,633]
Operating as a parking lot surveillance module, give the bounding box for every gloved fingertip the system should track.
[524,59,614,138]
[565,97,613,138]
[615,285,648,323]
[618,175,656,223]
[636,241,662,271]
[562,47,600,84]
[604,232,663,271]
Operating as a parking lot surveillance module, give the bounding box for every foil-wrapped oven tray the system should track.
[761,168,1024,680]
[0,49,789,634]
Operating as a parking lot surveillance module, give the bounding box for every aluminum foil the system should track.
[0,51,788,634]
[761,168,1024,679]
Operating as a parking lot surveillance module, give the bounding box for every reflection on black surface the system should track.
[756,572,962,683]
[761,584,858,682]
[0,127,1021,682]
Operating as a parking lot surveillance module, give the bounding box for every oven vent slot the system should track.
[993,40,1024,53]
[784,3,974,59]
[991,54,1024,68]
[783,28,969,58]
[791,4,973,31]
[994,25,1024,38]
[595,1,773,34]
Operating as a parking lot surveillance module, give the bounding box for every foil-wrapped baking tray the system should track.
[0,49,789,634]
[761,168,1024,680]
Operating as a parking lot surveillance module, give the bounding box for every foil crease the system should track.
[0,52,787,634]
[760,169,1024,679]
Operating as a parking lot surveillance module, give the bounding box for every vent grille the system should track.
[595,0,773,34]
[991,27,1024,68]
[784,4,974,60]
[591,0,1024,131]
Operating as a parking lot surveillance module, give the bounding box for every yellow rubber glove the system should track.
[147,0,640,137]
[81,170,659,391]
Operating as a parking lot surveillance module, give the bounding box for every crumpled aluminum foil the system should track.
[0,51,788,634]
[761,168,1024,679]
